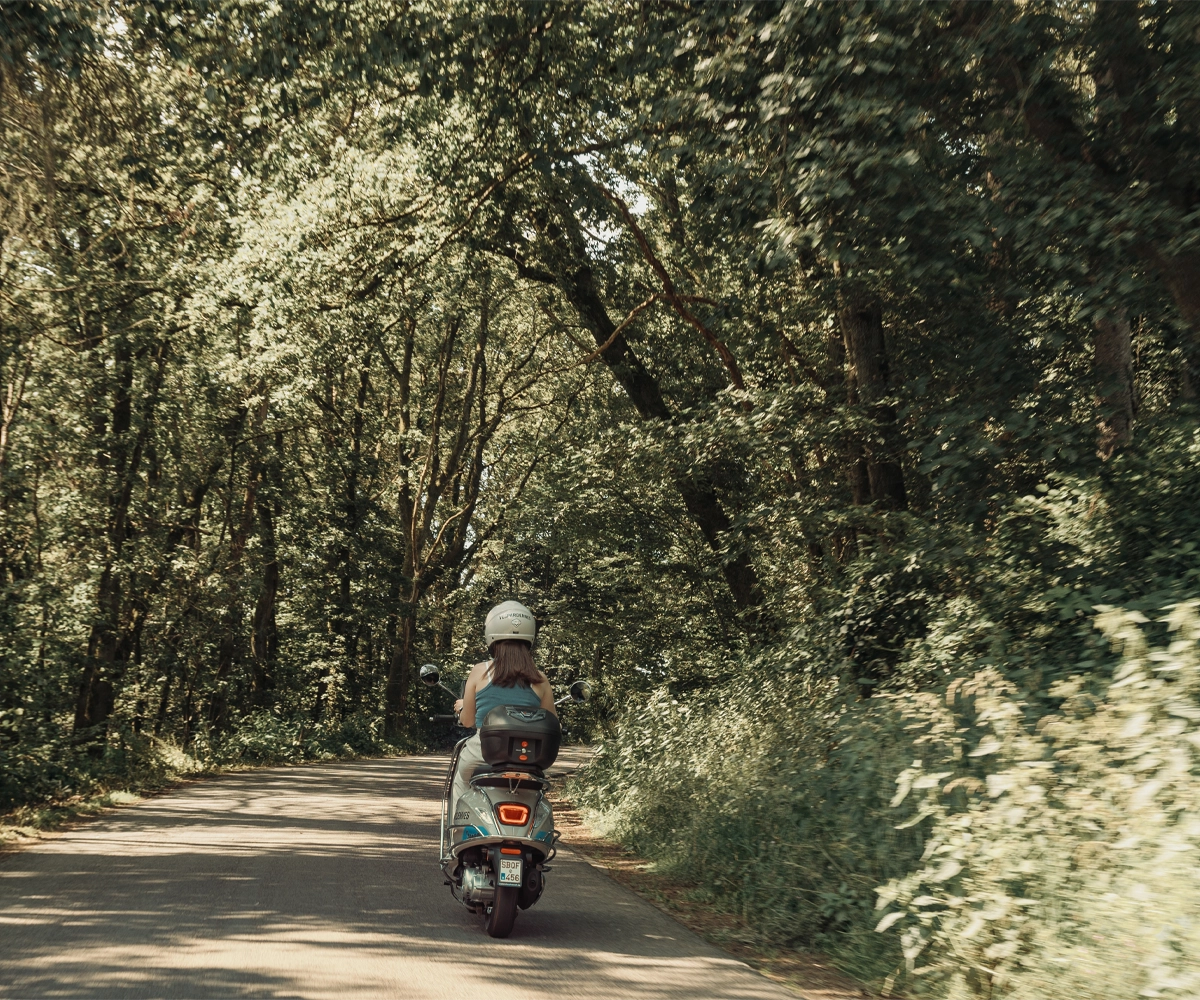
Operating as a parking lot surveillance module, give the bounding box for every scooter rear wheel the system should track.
[484,885,519,938]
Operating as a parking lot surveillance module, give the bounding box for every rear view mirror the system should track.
[569,680,591,703]
[419,664,441,687]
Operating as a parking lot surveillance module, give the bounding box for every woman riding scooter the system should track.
[449,601,556,809]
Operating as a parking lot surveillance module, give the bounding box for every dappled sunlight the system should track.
[4,935,782,1000]
[0,757,790,999]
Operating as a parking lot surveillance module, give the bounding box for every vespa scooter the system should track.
[420,663,590,937]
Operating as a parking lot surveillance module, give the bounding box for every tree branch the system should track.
[597,183,749,398]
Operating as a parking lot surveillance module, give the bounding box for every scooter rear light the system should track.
[500,847,522,855]
[497,803,531,826]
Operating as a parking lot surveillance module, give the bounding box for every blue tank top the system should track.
[473,673,541,728]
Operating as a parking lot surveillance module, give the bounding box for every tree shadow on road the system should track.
[0,757,786,999]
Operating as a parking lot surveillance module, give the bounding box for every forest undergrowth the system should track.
[0,714,416,842]
[573,601,1200,999]
[570,434,1200,999]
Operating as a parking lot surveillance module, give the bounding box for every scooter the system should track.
[419,663,590,937]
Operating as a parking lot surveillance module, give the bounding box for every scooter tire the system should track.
[484,885,519,938]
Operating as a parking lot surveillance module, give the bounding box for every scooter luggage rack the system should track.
[543,828,562,864]
[469,767,549,792]
[439,735,471,866]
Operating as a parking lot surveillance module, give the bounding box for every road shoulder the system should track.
[546,787,883,1000]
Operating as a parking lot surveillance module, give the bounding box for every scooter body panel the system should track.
[448,783,555,859]
[432,702,585,933]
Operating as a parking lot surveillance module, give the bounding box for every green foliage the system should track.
[877,604,1200,999]
[204,711,408,765]
[0,728,191,813]
[569,663,919,983]
[570,593,1200,998]
[0,712,408,813]
[3,6,1200,997]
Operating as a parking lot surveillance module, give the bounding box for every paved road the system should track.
[0,754,793,999]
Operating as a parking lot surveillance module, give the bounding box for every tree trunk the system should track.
[834,326,871,507]
[384,601,416,739]
[1094,313,1135,460]
[334,356,371,705]
[74,571,117,734]
[209,453,258,731]
[1158,252,1200,341]
[152,663,173,738]
[74,339,159,734]
[180,656,198,750]
[838,304,907,511]
[543,206,762,612]
[208,606,241,731]
[250,487,279,707]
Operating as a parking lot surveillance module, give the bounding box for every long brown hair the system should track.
[490,639,541,687]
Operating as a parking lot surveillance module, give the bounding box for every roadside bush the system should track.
[212,710,399,764]
[573,602,1200,999]
[877,602,1200,999]
[571,646,919,983]
[0,727,201,812]
[1,712,408,816]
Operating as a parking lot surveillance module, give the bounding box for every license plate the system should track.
[498,857,523,886]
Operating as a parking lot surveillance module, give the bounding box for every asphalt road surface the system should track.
[0,753,794,999]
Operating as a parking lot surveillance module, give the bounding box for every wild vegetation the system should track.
[2,2,1199,996]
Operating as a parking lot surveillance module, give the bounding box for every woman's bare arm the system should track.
[534,673,557,716]
[456,662,489,728]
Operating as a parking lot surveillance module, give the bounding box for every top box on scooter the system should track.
[479,706,561,770]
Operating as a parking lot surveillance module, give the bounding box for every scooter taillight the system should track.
[497,803,531,826]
